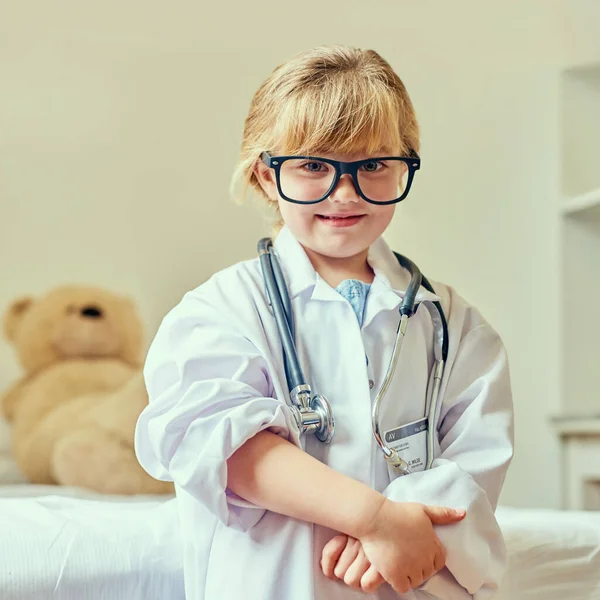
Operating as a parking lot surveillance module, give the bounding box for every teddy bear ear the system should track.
[3,297,34,342]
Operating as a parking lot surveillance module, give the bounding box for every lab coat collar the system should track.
[361,235,441,329]
[272,226,318,298]
[367,235,441,304]
[272,225,440,306]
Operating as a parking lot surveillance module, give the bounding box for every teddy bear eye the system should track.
[81,306,103,318]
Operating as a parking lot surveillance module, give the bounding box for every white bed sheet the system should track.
[1,486,599,600]
[496,505,600,600]
[0,485,183,600]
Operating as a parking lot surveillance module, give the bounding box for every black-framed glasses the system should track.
[260,151,420,205]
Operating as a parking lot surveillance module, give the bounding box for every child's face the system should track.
[255,152,396,261]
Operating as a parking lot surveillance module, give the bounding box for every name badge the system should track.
[384,416,428,473]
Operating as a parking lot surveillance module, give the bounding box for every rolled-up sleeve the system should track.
[134,289,297,531]
[383,321,514,599]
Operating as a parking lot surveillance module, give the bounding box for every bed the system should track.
[0,485,183,599]
[0,485,598,599]
[495,505,600,600]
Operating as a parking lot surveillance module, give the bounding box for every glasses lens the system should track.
[279,159,335,202]
[357,159,409,203]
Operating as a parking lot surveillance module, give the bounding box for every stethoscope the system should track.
[258,238,449,476]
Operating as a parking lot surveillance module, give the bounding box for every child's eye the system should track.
[361,160,384,172]
[301,161,327,172]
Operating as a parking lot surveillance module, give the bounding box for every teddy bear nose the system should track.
[81,306,103,319]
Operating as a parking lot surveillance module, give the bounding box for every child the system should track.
[134,45,514,599]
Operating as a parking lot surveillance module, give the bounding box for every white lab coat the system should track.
[134,225,514,600]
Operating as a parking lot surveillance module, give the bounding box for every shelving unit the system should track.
[556,56,600,509]
[560,64,600,418]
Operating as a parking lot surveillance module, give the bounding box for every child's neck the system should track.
[303,247,374,289]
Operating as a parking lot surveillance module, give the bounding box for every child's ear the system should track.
[3,297,34,343]
[253,160,278,201]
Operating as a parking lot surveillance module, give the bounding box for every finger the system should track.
[343,547,371,589]
[321,535,348,579]
[361,565,385,594]
[407,573,424,590]
[433,547,447,572]
[333,538,361,579]
[390,576,411,595]
[422,564,436,582]
[422,504,466,525]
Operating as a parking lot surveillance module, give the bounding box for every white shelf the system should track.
[551,416,600,437]
[561,188,600,216]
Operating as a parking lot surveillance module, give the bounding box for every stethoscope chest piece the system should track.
[311,394,335,443]
[288,384,335,443]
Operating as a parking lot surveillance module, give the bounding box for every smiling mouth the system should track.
[315,214,367,227]
[316,214,365,220]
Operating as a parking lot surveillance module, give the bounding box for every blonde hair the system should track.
[230,45,420,217]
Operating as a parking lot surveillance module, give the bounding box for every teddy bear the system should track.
[1,285,173,495]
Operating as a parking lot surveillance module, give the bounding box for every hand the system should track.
[357,500,466,595]
[321,535,385,594]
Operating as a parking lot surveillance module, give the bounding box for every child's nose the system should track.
[328,174,360,204]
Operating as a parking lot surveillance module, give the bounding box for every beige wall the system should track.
[0,0,590,508]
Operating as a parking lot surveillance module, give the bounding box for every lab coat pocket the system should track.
[384,416,428,479]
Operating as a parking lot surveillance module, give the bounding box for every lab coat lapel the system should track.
[272,226,317,299]
[363,235,441,330]
[272,226,357,304]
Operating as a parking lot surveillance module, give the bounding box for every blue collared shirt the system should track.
[335,279,371,328]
